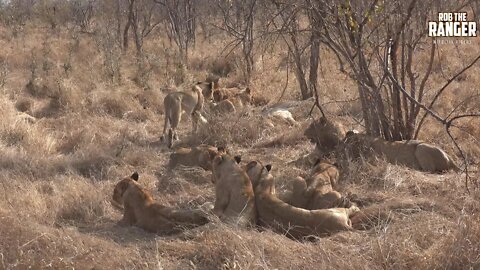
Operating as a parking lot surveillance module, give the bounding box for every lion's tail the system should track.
[349,205,394,230]
[449,158,461,172]
[172,209,210,226]
[350,199,429,230]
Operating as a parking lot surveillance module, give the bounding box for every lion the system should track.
[210,99,236,114]
[244,160,272,191]
[250,163,360,239]
[305,117,459,173]
[213,87,252,110]
[212,87,243,102]
[160,81,215,148]
[167,145,227,171]
[112,172,209,234]
[287,160,351,210]
[304,116,347,156]
[343,132,460,173]
[211,152,256,227]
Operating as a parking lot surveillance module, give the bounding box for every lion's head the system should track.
[168,145,228,171]
[304,117,346,154]
[112,172,139,207]
[199,145,227,171]
[310,159,338,175]
[211,151,242,183]
[250,163,274,196]
[245,160,272,191]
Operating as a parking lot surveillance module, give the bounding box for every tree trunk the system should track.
[116,0,122,45]
[308,31,320,100]
[290,35,310,100]
[123,0,135,50]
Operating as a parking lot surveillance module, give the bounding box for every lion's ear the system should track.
[265,164,272,172]
[234,155,242,164]
[131,172,139,181]
[245,87,251,94]
[217,146,225,153]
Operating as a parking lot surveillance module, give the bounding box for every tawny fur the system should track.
[305,117,459,173]
[252,165,359,239]
[213,87,252,111]
[167,144,226,171]
[287,161,350,210]
[350,198,437,230]
[343,133,460,173]
[210,99,236,114]
[304,117,347,155]
[161,82,214,148]
[211,153,256,227]
[112,173,209,234]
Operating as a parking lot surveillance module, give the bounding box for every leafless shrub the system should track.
[94,28,122,83]
[210,56,235,77]
[70,0,96,32]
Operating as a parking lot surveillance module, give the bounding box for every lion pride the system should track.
[249,163,359,239]
[211,152,256,227]
[112,172,209,234]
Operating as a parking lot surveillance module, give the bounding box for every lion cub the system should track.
[211,152,256,227]
[167,145,227,171]
[210,99,236,114]
[288,160,351,210]
[248,163,359,239]
[112,172,209,234]
[213,87,252,111]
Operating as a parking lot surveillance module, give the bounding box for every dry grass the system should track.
[0,22,479,270]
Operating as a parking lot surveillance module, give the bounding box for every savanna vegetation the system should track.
[0,0,479,269]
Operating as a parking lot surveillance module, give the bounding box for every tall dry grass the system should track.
[0,21,478,270]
